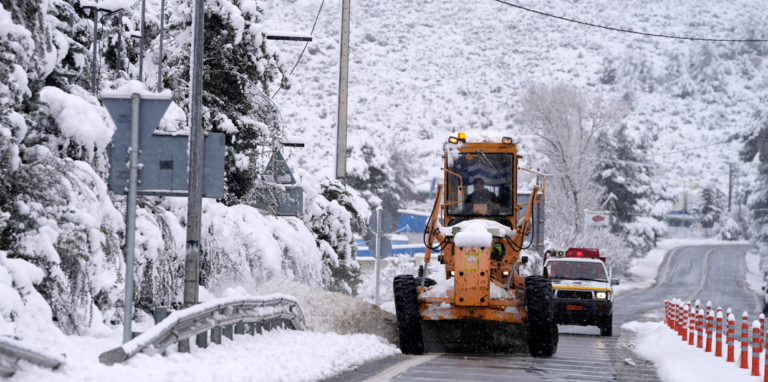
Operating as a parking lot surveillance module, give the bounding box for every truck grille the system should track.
[556,290,593,300]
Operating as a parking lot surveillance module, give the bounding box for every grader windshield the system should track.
[446,152,515,217]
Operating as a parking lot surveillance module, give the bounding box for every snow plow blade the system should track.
[421,320,529,354]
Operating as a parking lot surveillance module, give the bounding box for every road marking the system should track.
[365,354,442,382]
[684,248,715,302]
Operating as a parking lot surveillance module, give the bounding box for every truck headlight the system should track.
[596,292,607,300]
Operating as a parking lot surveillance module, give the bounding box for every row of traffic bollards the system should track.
[665,299,766,378]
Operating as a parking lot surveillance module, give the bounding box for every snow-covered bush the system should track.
[720,217,743,241]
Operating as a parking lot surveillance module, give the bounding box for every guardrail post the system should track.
[246,323,254,335]
[235,323,245,335]
[727,313,735,362]
[706,310,714,352]
[753,320,762,376]
[255,321,263,334]
[715,311,723,357]
[697,309,704,349]
[211,326,222,345]
[742,312,750,369]
[197,330,208,349]
[224,324,234,340]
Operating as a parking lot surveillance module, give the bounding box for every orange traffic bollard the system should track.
[677,300,684,336]
[689,306,696,346]
[742,312,750,369]
[664,300,670,327]
[682,305,689,342]
[706,310,714,352]
[697,309,704,349]
[715,311,723,357]
[727,313,735,362]
[753,320,761,376]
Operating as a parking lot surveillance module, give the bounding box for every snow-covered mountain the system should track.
[263,0,767,197]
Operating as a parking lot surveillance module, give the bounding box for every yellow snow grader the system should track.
[394,133,557,356]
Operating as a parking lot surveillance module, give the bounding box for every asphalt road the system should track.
[328,244,758,382]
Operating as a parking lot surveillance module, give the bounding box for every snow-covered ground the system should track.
[614,238,752,295]
[9,323,399,382]
[624,320,765,382]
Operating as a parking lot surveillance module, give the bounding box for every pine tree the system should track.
[596,125,674,255]
[693,183,726,229]
[741,109,768,251]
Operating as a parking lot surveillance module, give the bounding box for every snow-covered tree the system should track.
[693,182,726,229]
[521,82,627,233]
[596,125,675,255]
[741,109,768,252]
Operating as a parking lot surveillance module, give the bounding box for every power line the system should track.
[273,0,325,99]
[648,140,731,156]
[490,0,768,43]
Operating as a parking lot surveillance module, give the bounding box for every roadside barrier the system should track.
[728,313,736,362]
[697,309,704,349]
[754,320,762,376]
[706,311,714,353]
[715,311,723,357]
[663,299,767,377]
[0,336,65,377]
[742,312,750,369]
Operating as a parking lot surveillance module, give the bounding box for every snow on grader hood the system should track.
[393,134,559,357]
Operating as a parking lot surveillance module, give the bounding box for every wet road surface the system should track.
[332,244,757,382]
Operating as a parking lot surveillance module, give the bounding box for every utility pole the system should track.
[157,0,165,91]
[335,0,350,185]
[728,163,733,212]
[91,0,98,95]
[139,0,146,81]
[181,0,206,352]
[737,162,741,221]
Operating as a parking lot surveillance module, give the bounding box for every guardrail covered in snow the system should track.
[99,295,306,365]
[0,336,66,377]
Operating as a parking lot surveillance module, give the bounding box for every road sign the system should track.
[103,95,225,197]
[367,236,392,260]
[368,209,393,233]
[585,210,611,227]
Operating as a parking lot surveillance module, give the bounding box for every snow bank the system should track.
[255,279,398,344]
[624,320,764,382]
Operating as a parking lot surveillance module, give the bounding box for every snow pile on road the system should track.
[624,320,763,382]
[256,279,398,344]
[10,326,399,382]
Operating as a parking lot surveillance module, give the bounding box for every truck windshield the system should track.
[446,153,514,217]
[548,261,607,281]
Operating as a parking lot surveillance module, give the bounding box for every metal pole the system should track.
[180,0,205,353]
[374,207,382,305]
[737,162,741,220]
[91,0,98,95]
[728,163,733,212]
[157,0,165,91]
[69,0,75,38]
[335,0,350,184]
[117,11,122,78]
[122,94,141,344]
[139,0,146,81]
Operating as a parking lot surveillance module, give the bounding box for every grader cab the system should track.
[393,133,557,356]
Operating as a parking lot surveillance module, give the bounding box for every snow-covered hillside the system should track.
[264,0,767,193]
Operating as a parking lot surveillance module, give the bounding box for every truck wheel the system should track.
[394,275,424,355]
[599,314,613,337]
[525,275,556,357]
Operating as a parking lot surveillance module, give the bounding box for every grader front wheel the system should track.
[525,275,557,357]
[394,275,425,355]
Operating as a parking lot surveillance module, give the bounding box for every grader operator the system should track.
[393,133,558,357]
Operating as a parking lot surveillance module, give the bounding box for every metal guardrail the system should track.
[0,336,66,377]
[99,295,306,365]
